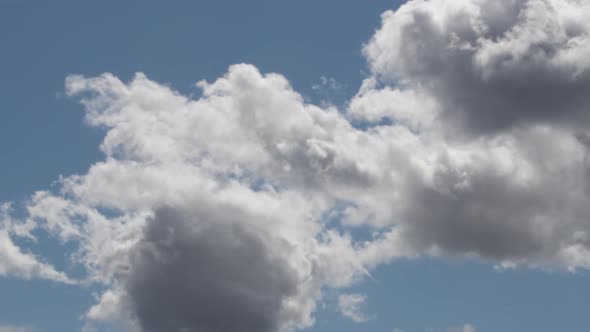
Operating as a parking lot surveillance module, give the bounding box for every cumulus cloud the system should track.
[58,62,590,331]
[353,0,590,268]
[3,0,590,331]
[126,206,309,332]
[363,0,590,134]
[50,65,373,331]
[348,80,439,131]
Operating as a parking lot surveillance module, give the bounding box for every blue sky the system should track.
[2,1,590,332]
[0,0,393,202]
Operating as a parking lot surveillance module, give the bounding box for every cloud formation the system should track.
[125,206,303,332]
[363,0,590,134]
[354,0,590,268]
[50,65,372,330]
[2,0,590,331]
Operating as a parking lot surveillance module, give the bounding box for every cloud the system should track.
[60,61,590,330]
[3,1,590,331]
[125,206,307,332]
[311,76,347,106]
[348,80,439,131]
[312,76,344,93]
[14,61,590,330]
[0,231,72,283]
[363,0,590,135]
[0,204,73,284]
[447,324,476,332]
[391,323,476,332]
[337,293,368,323]
[0,325,33,332]
[50,65,372,330]
[351,0,590,269]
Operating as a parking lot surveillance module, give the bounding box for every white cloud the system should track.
[9,60,590,329]
[363,0,590,134]
[337,293,368,323]
[0,230,71,283]
[3,1,590,331]
[312,76,344,92]
[352,0,590,269]
[391,323,476,332]
[0,325,33,332]
[348,81,439,131]
[393,324,476,332]
[0,204,73,284]
[51,64,375,331]
[448,323,476,332]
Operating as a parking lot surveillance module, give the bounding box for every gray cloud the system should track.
[401,164,554,261]
[125,205,300,332]
[364,0,590,135]
[393,127,590,264]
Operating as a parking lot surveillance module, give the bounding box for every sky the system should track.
[1,1,590,332]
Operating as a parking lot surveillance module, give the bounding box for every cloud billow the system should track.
[126,206,299,332]
[363,0,590,134]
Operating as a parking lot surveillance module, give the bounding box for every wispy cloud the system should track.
[337,293,369,323]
